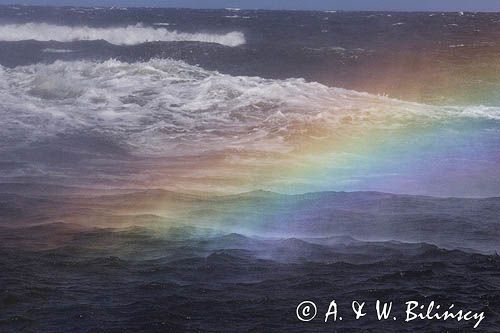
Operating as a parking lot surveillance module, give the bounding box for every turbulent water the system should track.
[1,6,500,195]
[0,22,246,46]
[0,5,500,332]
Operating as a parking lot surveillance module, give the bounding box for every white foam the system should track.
[0,23,246,47]
[0,59,498,158]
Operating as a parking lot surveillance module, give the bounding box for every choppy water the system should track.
[1,219,499,332]
[1,5,500,332]
[1,6,500,195]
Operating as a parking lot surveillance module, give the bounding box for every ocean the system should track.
[0,5,499,332]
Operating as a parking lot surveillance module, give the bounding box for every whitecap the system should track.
[0,23,246,47]
[1,59,498,159]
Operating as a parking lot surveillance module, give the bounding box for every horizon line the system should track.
[1,3,500,13]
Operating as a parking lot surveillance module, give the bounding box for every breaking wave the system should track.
[1,58,499,194]
[0,23,246,46]
[0,58,498,157]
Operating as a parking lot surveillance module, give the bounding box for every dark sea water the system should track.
[1,187,500,332]
[1,5,500,332]
[1,6,500,105]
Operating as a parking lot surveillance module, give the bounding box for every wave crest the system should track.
[1,59,499,194]
[0,23,246,47]
[0,58,498,158]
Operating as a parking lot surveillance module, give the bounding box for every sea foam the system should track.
[0,59,498,158]
[0,23,246,46]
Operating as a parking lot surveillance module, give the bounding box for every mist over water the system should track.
[0,6,500,196]
[0,58,499,196]
[0,6,500,332]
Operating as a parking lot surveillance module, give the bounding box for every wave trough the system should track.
[0,23,246,46]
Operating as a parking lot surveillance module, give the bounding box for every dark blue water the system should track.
[1,6,500,332]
